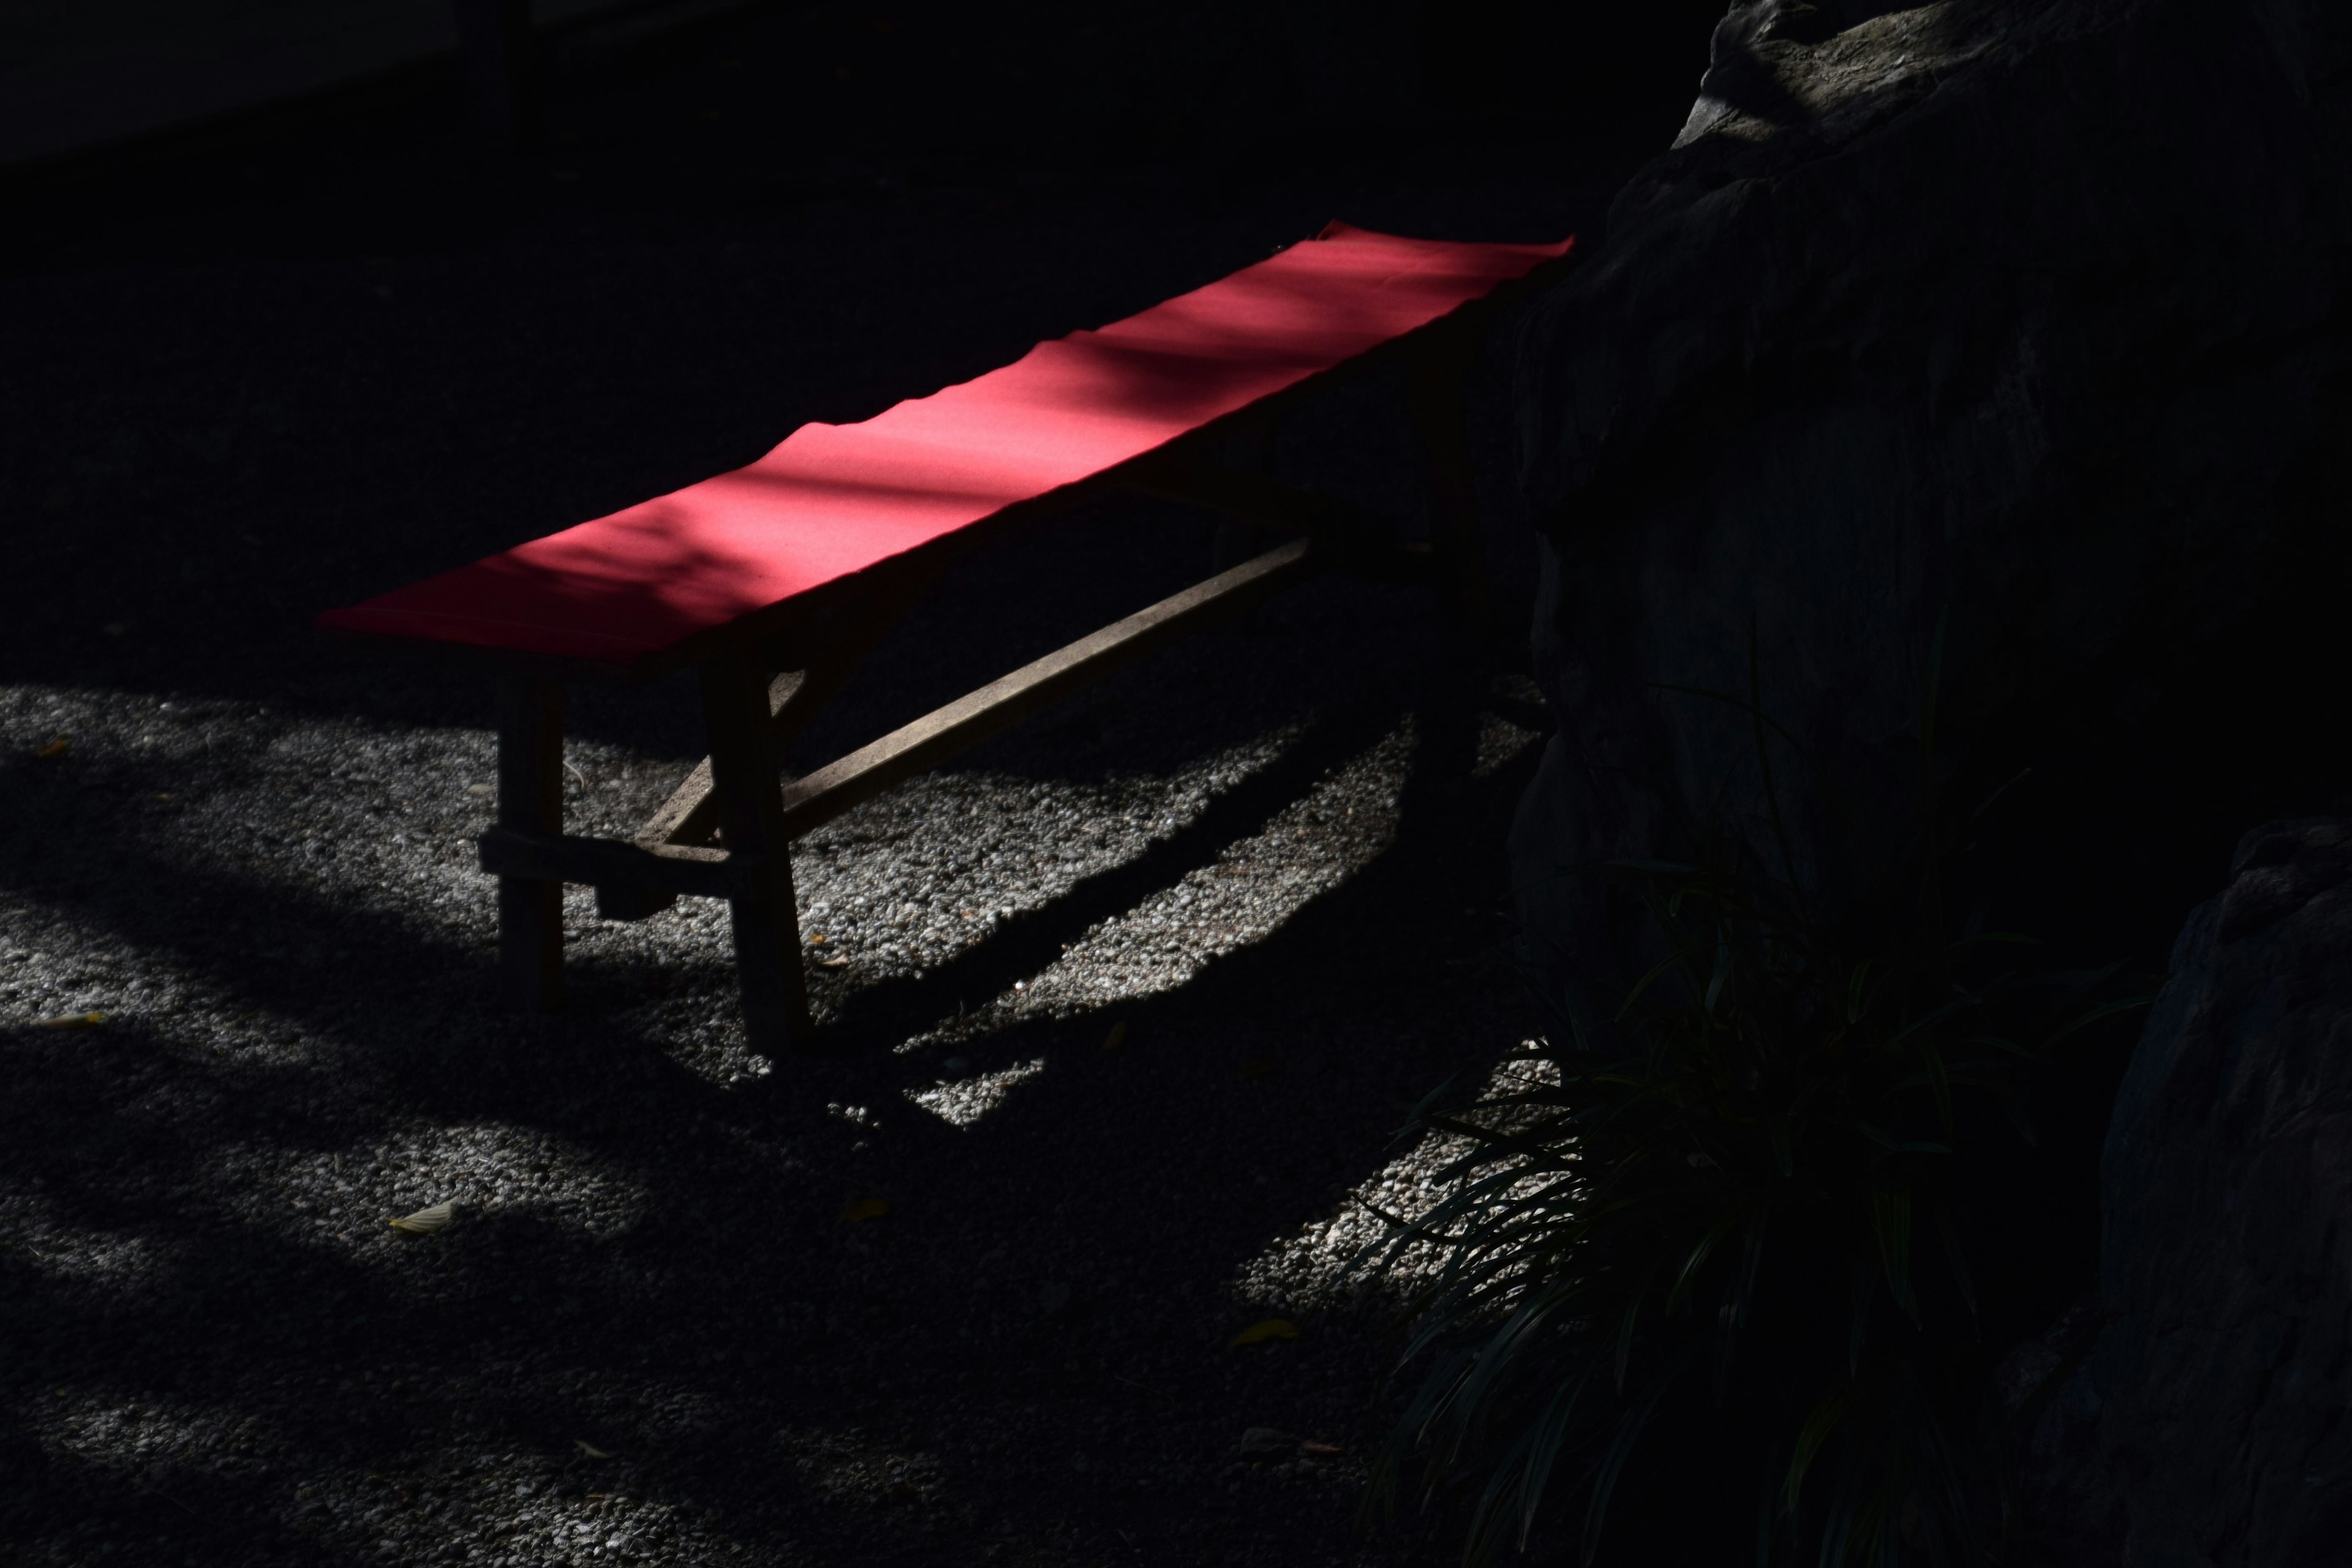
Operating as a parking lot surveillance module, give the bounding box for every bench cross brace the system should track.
[481,530,1314,1056]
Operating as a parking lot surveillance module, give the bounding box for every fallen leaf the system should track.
[34,741,68,760]
[1302,1440,1346,1457]
[807,933,827,945]
[1101,1020,1126,1052]
[813,956,850,970]
[573,1439,615,1460]
[388,1202,454,1236]
[31,1012,105,1031]
[840,1197,889,1224]
[1229,1318,1299,1348]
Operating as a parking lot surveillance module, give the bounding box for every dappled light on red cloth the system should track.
[317,222,1574,674]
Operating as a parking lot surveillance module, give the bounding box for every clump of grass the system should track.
[1360,620,2145,1566]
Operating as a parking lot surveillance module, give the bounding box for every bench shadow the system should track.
[799,693,1411,1057]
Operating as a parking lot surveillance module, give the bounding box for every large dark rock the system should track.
[1502,0,2352,1340]
[1498,3,2352,1534]
[2018,819,2352,1565]
[1507,0,2352,981]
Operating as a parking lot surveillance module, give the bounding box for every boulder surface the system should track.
[2019,819,2352,1566]
[1502,6,2352,1548]
[1508,0,2352,981]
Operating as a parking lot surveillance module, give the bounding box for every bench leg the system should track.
[496,673,566,1012]
[1407,339,1492,635]
[698,652,814,1056]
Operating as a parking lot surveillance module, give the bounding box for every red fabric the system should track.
[318,222,1573,673]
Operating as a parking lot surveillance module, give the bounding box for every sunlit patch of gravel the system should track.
[899,717,1417,1054]
[265,1455,728,1567]
[40,1392,285,1496]
[1471,699,1544,780]
[795,726,1314,1002]
[778,1427,951,1509]
[906,1057,1049,1126]
[1231,1053,1568,1317]
[199,1121,654,1257]
[10,1191,182,1295]
[22,1365,777,1566]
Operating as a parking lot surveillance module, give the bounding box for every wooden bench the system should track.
[317,222,1577,1055]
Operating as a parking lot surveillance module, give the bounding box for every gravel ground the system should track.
[1,624,1550,1568]
[0,6,1695,1562]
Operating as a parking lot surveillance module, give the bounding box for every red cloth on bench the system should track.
[317,222,1572,675]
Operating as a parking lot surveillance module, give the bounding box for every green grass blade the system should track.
[1784,1384,1851,1515]
[1872,1182,1915,1319]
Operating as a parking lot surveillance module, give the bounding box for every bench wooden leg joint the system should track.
[698,652,816,1057]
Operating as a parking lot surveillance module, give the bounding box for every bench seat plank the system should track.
[316,222,1570,677]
